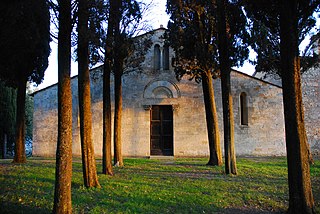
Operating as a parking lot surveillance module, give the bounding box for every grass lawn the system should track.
[0,157,319,213]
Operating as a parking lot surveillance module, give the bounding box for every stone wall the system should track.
[33,84,58,157]
[252,67,320,157]
[302,68,320,156]
[229,72,285,155]
[207,72,286,156]
[32,28,288,158]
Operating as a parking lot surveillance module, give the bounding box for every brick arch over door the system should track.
[143,79,181,98]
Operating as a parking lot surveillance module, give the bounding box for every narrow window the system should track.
[154,44,160,70]
[163,45,169,70]
[240,92,248,126]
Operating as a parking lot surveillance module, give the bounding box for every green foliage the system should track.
[0,81,34,157]
[0,157,319,213]
[242,0,320,77]
[88,0,108,66]
[0,0,51,86]
[166,0,249,82]
[112,0,145,64]
[25,94,34,141]
[0,81,17,154]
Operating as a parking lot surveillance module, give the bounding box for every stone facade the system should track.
[33,28,295,158]
[302,68,320,156]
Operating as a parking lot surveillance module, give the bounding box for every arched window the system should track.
[163,45,169,70]
[240,92,248,126]
[154,44,160,70]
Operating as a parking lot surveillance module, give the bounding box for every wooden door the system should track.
[150,105,173,156]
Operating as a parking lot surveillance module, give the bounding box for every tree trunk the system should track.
[102,45,113,175]
[78,0,100,188]
[13,77,27,163]
[53,0,73,212]
[113,59,124,167]
[280,0,315,213]
[307,140,314,165]
[216,0,237,175]
[113,0,123,167]
[221,77,237,174]
[103,61,113,174]
[102,0,115,175]
[201,71,222,166]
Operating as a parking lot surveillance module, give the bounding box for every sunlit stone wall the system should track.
[33,28,290,158]
[302,67,320,157]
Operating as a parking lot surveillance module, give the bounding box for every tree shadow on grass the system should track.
[222,207,285,213]
[0,201,50,214]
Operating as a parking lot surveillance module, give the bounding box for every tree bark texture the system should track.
[102,51,113,175]
[113,0,124,167]
[103,61,113,174]
[13,77,27,163]
[102,0,115,175]
[78,0,100,188]
[113,59,124,167]
[53,0,72,212]
[201,71,222,166]
[280,0,315,213]
[216,0,237,175]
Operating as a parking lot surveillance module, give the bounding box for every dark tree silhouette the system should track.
[242,0,318,212]
[0,82,16,159]
[0,0,50,163]
[166,0,249,166]
[166,0,222,166]
[280,0,316,213]
[242,0,320,76]
[216,0,238,175]
[83,0,149,169]
[112,0,144,167]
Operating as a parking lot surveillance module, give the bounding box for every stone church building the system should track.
[32,28,319,158]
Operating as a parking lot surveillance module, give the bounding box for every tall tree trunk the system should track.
[113,59,124,167]
[103,61,113,174]
[113,0,123,167]
[102,0,115,175]
[216,0,237,175]
[13,77,27,163]
[78,0,100,188]
[53,0,72,212]
[201,71,222,166]
[280,0,315,213]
